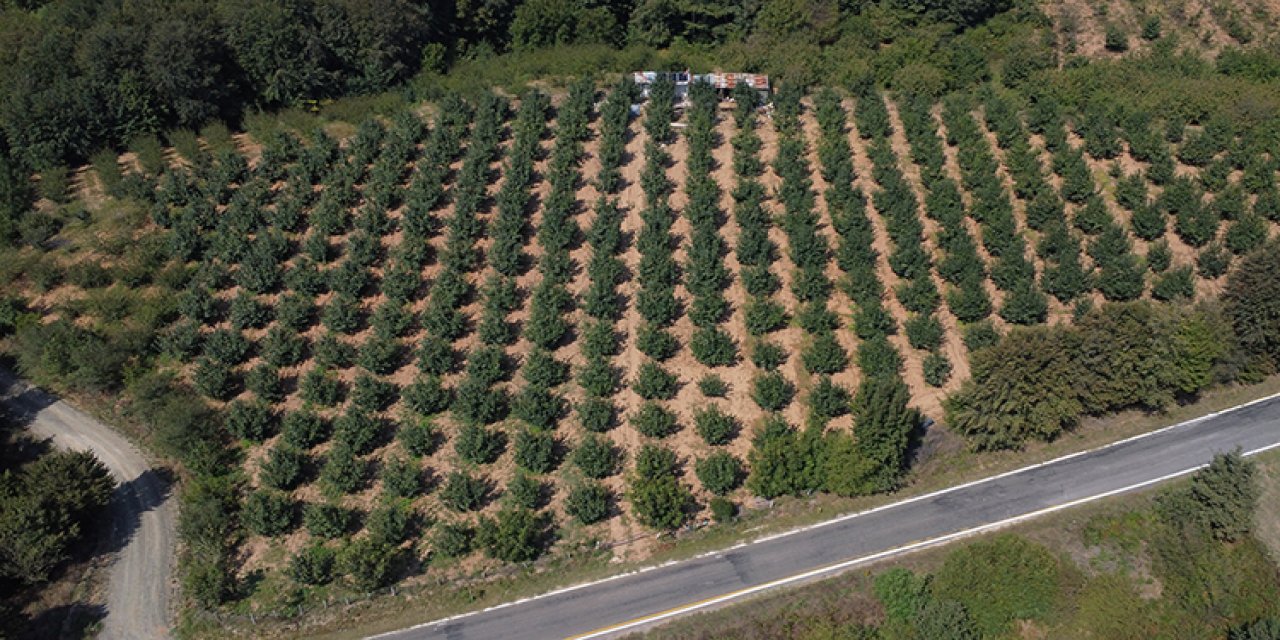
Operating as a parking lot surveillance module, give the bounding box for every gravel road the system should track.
[1,371,175,640]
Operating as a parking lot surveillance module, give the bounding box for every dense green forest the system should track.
[0,0,1030,170]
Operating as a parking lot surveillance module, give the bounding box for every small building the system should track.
[632,71,771,106]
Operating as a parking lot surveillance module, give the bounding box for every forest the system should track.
[2,0,1280,635]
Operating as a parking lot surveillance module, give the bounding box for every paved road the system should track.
[376,392,1280,640]
[1,371,175,640]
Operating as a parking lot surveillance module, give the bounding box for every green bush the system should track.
[695,452,743,496]
[282,410,330,449]
[577,397,616,433]
[566,482,612,525]
[709,496,736,523]
[225,400,276,442]
[259,445,307,491]
[751,340,787,371]
[477,507,552,563]
[440,471,491,512]
[513,429,558,474]
[397,418,440,457]
[289,544,336,586]
[242,490,297,537]
[381,456,423,499]
[694,405,739,446]
[808,376,851,419]
[632,401,681,439]
[923,352,953,387]
[932,535,1062,638]
[572,434,621,479]
[303,502,354,539]
[632,362,678,400]
[698,374,728,397]
[752,371,795,411]
[320,442,366,495]
[433,521,474,559]
[455,424,506,465]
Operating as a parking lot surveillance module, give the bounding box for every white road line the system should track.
[367,391,1280,639]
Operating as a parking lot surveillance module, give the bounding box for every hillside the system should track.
[1042,0,1280,56]
[2,70,1277,602]
[4,0,1280,633]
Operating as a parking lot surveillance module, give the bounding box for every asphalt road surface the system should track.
[1,371,175,640]
[377,392,1280,640]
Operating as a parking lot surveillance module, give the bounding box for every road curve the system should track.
[1,371,175,640]
[375,392,1280,640]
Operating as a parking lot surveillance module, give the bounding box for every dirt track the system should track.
[1,370,174,640]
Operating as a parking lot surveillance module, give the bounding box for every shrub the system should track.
[577,397,616,433]
[1152,266,1195,301]
[440,471,491,512]
[744,298,788,335]
[752,372,795,411]
[304,502,354,539]
[512,386,567,430]
[397,418,441,457]
[229,292,271,329]
[300,367,344,407]
[403,375,451,415]
[808,376,852,419]
[477,507,552,563]
[260,327,306,367]
[366,502,413,546]
[244,364,283,404]
[1104,24,1128,52]
[334,407,383,455]
[259,445,307,491]
[933,535,1061,638]
[566,482,612,525]
[690,327,738,367]
[505,473,546,510]
[962,321,1001,352]
[381,456,423,499]
[572,434,621,479]
[633,362,678,400]
[433,521,475,558]
[636,325,679,360]
[320,443,366,495]
[204,328,250,365]
[694,405,739,446]
[858,336,904,378]
[338,538,396,591]
[905,314,944,350]
[282,410,330,449]
[455,424,506,465]
[351,373,398,411]
[242,490,297,536]
[513,429,558,474]
[632,402,681,438]
[578,357,620,397]
[193,358,236,400]
[923,352,953,387]
[289,545,336,586]
[1197,242,1231,279]
[523,349,571,388]
[698,374,728,397]
[225,400,275,442]
[802,332,848,374]
[709,497,737,523]
[628,445,692,530]
[696,452,744,496]
[751,340,787,371]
